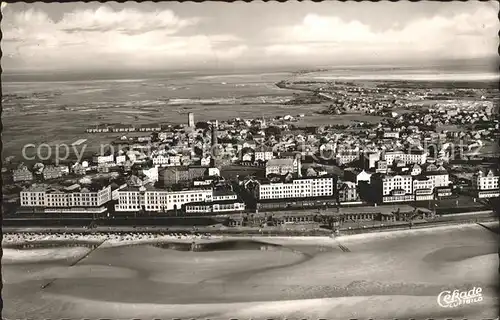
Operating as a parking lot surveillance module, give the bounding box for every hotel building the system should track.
[265,158,300,176]
[412,176,434,201]
[382,149,427,166]
[114,186,213,212]
[20,184,112,213]
[254,176,335,201]
[472,169,499,198]
[371,173,413,203]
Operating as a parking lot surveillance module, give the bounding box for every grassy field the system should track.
[2,101,386,162]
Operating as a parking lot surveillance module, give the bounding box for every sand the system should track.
[2,223,498,319]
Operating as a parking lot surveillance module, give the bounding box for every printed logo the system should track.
[437,287,483,308]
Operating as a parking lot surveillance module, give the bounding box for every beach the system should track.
[2,222,498,319]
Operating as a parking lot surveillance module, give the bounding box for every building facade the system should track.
[114,187,214,212]
[255,176,335,201]
[472,169,499,198]
[42,166,63,180]
[12,167,33,182]
[265,158,299,176]
[20,185,112,213]
[371,173,413,203]
[159,166,207,186]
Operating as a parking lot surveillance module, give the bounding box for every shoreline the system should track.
[3,214,497,235]
[3,219,498,248]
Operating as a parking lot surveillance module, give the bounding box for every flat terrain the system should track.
[2,223,498,319]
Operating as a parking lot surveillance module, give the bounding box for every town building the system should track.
[212,189,238,201]
[412,176,434,201]
[138,123,161,132]
[42,166,63,180]
[111,124,136,132]
[253,175,335,201]
[20,184,112,213]
[93,153,115,165]
[371,173,413,203]
[375,160,388,173]
[424,165,450,188]
[72,163,87,175]
[382,131,400,139]
[142,167,159,183]
[337,181,361,204]
[336,152,359,166]
[12,166,33,182]
[152,155,170,166]
[472,168,499,198]
[265,158,300,177]
[382,149,426,166]
[254,147,274,162]
[362,152,380,169]
[409,164,422,176]
[86,124,110,133]
[158,166,208,186]
[184,200,245,214]
[114,185,214,212]
[116,154,127,165]
[345,168,372,186]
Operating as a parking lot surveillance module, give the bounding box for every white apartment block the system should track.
[115,187,213,212]
[20,185,112,212]
[256,176,334,200]
[93,154,115,164]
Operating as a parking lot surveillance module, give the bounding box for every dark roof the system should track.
[213,189,236,197]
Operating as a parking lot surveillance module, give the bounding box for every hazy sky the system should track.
[1,1,498,72]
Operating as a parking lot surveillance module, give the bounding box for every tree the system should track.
[265,126,282,137]
[195,121,210,130]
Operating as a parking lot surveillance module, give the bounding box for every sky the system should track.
[1,1,499,73]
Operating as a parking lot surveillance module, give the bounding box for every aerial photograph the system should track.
[1,1,499,319]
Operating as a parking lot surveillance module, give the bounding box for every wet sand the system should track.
[2,223,498,319]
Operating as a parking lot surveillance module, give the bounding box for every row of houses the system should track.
[12,165,70,182]
[86,123,162,133]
